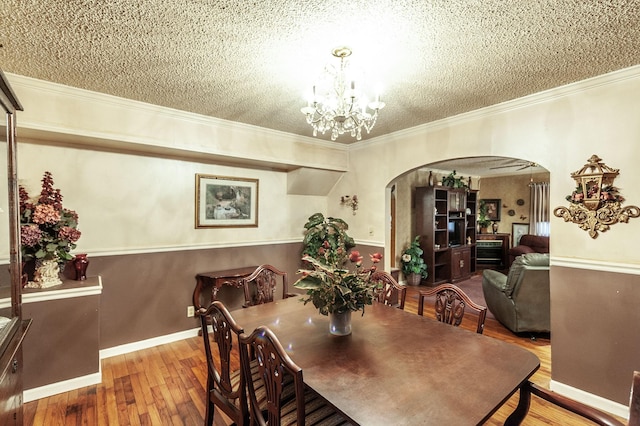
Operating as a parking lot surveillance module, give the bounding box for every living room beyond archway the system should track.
[388,156,550,275]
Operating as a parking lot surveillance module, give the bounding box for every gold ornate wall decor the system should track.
[554,155,640,238]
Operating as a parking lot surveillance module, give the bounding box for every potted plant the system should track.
[478,200,492,233]
[442,170,468,189]
[301,212,355,265]
[401,236,428,285]
[294,213,382,335]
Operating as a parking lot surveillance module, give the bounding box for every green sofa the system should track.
[481,253,550,333]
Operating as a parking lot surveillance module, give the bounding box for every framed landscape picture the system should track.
[195,174,259,228]
[512,223,530,247]
[481,198,501,221]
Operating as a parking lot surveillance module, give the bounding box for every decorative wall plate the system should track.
[508,209,516,216]
[553,155,639,238]
[516,199,525,206]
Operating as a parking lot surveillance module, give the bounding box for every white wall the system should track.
[14,144,327,256]
[339,65,640,264]
[0,74,349,259]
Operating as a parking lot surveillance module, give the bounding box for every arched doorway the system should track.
[387,156,550,278]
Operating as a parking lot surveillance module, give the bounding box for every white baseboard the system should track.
[24,328,200,402]
[99,328,200,359]
[24,371,102,403]
[550,380,629,420]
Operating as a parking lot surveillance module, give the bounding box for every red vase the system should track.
[73,254,89,281]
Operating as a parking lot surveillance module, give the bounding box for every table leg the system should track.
[504,384,532,425]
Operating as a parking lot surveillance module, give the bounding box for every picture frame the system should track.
[512,223,530,247]
[195,174,259,228]
[481,198,501,221]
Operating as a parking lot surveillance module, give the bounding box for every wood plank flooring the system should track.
[24,283,626,425]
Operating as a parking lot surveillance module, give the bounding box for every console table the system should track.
[193,266,258,310]
[477,233,510,269]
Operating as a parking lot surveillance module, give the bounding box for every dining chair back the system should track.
[370,271,407,309]
[239,325,351,426]
[242,264,295,307]
[417,283,488,334]
[197,301,247,426]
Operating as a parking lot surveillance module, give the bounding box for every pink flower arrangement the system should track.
[19,171,81,263]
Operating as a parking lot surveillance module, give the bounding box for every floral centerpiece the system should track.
[294,213,382,335]
[295,251,382,315]
[19,171,81,288]
[401,236,428,285]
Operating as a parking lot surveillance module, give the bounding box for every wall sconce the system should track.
[554,155,640,238]
[340,195,358,215]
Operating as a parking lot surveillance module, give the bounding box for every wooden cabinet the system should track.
[0,321,30,426]
[415,186,477,285]
[450,246,471,283]
[0,69,28,425]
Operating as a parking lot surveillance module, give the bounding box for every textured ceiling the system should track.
[1,0,640,144]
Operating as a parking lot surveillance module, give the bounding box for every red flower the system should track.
[370,253,383,263]
[349,250,362,263]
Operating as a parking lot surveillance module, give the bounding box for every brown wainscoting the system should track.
[23,292,100,391]
[92,243,303,350]
[88,242,381,350]
[551,265,640,406]
[4,241,384,394]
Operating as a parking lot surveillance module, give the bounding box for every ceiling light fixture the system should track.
[301,47,385,141]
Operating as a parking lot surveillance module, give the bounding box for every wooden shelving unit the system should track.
[415,186,478,285]
[415,186,477,286]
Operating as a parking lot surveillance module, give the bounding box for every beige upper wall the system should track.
[7,73,350,173]
[3,67,640,264]
[340,66,640,265]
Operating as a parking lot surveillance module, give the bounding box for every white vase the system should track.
[26,258,63,289]
[329,310,352,336]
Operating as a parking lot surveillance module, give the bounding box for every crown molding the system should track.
[5,72,347,153]
[352,64,640,150]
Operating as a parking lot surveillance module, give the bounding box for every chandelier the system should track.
[301,47,385,141]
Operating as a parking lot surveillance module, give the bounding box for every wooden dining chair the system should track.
[239,325,352,426]
[370,271,407,309]
[197,300,248,426]
[417,283,488,334]
[506,373,640,426]
[242,264,295,307]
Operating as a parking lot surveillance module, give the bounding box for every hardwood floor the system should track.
[24,283,625,425]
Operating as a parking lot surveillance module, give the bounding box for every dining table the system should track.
[230,296,540,425]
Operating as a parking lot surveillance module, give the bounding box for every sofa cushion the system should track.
[509,245,536,257]
[508,234,549,266]
[515,234,549,253]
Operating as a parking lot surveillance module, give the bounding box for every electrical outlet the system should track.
[187,306,195,317]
